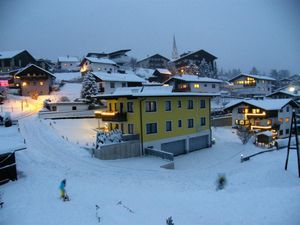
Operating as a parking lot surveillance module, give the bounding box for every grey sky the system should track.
[0,0,299,74]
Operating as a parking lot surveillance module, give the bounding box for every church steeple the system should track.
[172,35,179,60]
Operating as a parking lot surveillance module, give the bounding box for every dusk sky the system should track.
[0,0,299,74]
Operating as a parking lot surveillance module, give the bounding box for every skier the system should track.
[59,179,69,201]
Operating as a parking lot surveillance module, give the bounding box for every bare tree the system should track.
[236,126,253,144]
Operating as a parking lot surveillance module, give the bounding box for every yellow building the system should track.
[94,86,216,156]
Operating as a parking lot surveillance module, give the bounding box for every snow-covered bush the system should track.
[216,174,227,191]
[236,125,253,144]
[95,129,123,148]
[81,73,99,98]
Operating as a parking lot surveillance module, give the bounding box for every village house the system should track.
[136,54,170,69]
[164,74,222,93]
[228,73,275,98]
[267,85,300,101]
[57,56,80,72]
[0,50,36,73]
[93,86,217,156]
[224,99,299,139]
[92,72,145,94]
[148,68,173,83]
[80,57,118,74]
[171,49,218,78]
[12,64,55,98]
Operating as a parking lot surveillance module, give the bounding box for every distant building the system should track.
[57,56,80,72]
[149,68,172,83]
[136,54,170,69]
[165,74,222,93]
[87,49,132,68]
[267,85,300,100]
[92,72,145,94]
[171,49,217,78]
[224,99,299,139]
[228,73,275,98]
[80,57,118,74]
[0,50,36,73]
[13,64,55,97]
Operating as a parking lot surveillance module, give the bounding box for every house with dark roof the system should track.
[148,68,172,83]
[0,50,36,73]
[164,74,222,93]
[267,85,300,100]
[136,54,170,69]
[171,49,217,78]
[228,73,275,97]
[224,99,299,138]
[13,64,55,98]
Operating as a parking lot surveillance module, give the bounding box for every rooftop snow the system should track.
[135,68,155,79]
[0,50,24,59]
[85,57,117,65]
[155,68,171,75]
[166,74,223,83]
[92,72,146,83]
[229,73,275,82]
[225,98,296,110]
[58,56,79,62]
[94,86,218,98]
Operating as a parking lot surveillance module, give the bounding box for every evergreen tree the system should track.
[249,67,259,75]
[81,73,99,98]
[166,216,174,225]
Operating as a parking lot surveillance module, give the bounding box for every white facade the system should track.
[81,58,118,73]
[229,74,274,97]
[58,57,80,71]
[47,102,89,112]
[100,81,128,94]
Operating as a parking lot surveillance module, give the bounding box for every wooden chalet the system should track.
[0,50,36,73]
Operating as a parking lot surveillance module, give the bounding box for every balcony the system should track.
[94,111,127,122]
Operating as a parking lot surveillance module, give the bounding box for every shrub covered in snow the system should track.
[81,73,99,98]
[96,129,123,148]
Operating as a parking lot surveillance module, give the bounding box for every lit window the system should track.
[285,118,289,123]
[279,118,283,123]
[39,81,44,86]
[22,82,27,86]
[194,84,200,88]
[267,120,272,125]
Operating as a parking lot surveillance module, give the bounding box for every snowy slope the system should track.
[1,118,300,225]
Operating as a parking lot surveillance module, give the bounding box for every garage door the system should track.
[189,135,209,152]
[161,139,186,156]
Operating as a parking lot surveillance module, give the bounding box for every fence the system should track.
[144,147,174,161]
[38,110,95,119]
[0,152,17,185]
[211,114,232,127]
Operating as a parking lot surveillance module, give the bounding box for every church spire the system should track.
[172,35,179,60]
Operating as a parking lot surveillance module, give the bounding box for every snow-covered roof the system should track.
[15,64,55,77]
[224,98,297,111]
[85,57,117,65]
[92,72,145,83]
[135,68,155,79]
[93,86,218,98]
[229,73,275,82]
[58,56,79,62]
[256,131,274,137]
[0,50,25,59]
[165,74,223,83]
[155,68,171,75]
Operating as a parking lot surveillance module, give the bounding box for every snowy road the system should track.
[1,116,300,225]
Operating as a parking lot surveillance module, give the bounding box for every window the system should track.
[285,117,289,123]
[146,123,157,134]
[194,84,200,88]
[188,119,194,128]
[72,106,77,110]
[122,82,126,87]
[127,102,133,112]
[188,100,193,109]
[128,124,134,134]
[201,117,206,126]
[52,106,57,111]
[145,101,157,112]
[212,84,216,88]
[166,121,172,131]
[178,120,182,128]
[279,118,283,123]
[279,130,283,135]
[286,129,290,135]
[165,101,171,111]
[200,99,206,108]
[177,100,182,108]
[110,82,115,88]
[39,81,44,86]
[204,84,207,87]
[286,106,289,112]
[32,81,36,86]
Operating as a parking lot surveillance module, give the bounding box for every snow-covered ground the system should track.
[1,116,300,225]
[50,83,82,102]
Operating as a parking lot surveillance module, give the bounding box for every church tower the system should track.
[172,35,179,60]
